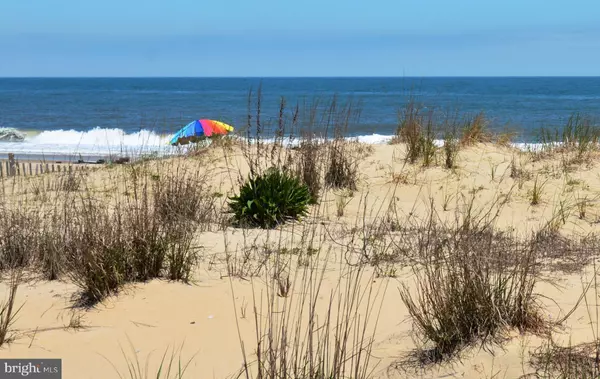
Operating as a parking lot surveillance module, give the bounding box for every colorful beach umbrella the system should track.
[169,119,234,146]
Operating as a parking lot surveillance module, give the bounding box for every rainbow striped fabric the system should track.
[169,119,234,145]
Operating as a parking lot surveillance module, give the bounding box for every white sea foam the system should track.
[30,127,171,147]
[253,134,546,151]
[0,127,176,158]
[351,134,547,151]
[0,127,549,158]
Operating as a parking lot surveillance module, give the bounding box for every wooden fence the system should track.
[0,153,89,178]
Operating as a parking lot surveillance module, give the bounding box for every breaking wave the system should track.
[0,127,175,157]
[0,127,545,159]
[29,127,171,147]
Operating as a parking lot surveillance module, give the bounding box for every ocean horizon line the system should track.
[2,75,600,79]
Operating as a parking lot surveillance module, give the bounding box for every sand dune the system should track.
[2,141,600,378]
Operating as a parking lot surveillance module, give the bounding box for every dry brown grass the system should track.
[398,216,548,363]
[461,112,492,146]
[393,100,436,166]
[528,339,600,378]
[0,269,22,346]
[0,159,220,306]
[233,220,385,379]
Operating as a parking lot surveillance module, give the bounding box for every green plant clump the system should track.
[229,168,311,229]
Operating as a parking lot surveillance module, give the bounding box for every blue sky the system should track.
[1,0,599,76]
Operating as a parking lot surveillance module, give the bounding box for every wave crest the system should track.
[0,127,546,158]
[28,127,170,147]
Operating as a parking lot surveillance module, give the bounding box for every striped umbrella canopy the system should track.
[169,119,234,146]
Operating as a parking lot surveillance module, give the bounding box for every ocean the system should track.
[1,77,600,161]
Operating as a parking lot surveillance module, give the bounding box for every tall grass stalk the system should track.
[539,113,600,160]
[0,269,23,346]
[394,99,436,165]
[232,197,386,379]
[460,112,490,145]
[107,340,195,379]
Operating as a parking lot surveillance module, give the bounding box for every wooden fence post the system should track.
[8,153,15,176]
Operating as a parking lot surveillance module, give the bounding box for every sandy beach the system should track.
[1,136,600,379]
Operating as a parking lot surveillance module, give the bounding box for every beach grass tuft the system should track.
[0,270,22,347]
[400,221,547,363]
